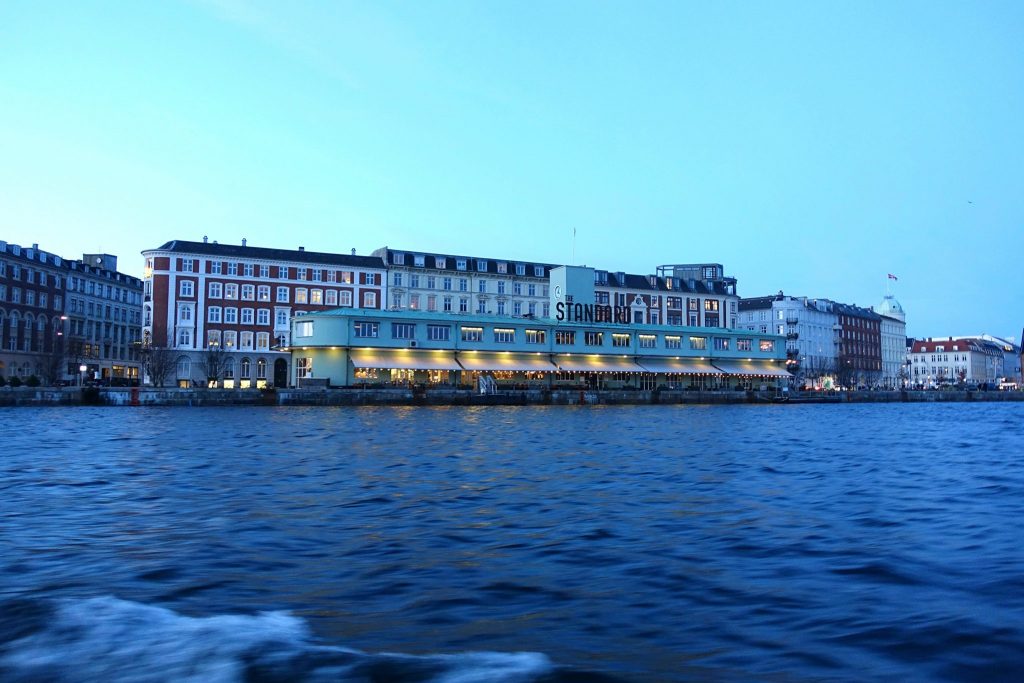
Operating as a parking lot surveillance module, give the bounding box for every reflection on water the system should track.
[1,404,1023,681]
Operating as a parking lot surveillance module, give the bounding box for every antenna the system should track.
[571,227,576,265]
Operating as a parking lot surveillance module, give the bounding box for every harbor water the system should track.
[1,404,1022,682]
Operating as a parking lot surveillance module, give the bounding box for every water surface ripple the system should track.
[1,404,1023,682]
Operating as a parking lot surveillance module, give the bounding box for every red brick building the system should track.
[142,239,386,387]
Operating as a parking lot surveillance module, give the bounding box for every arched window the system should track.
[37,315,47,332]
[240,358,251,379]
[176,356,191,379]
[256,358,267,379]
[223,359,235,380]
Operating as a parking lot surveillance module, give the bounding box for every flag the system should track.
[888,273,898,281]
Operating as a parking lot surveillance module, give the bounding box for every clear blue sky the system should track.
[2,1,1021,339]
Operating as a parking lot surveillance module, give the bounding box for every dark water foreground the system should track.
[1,404,1022,682]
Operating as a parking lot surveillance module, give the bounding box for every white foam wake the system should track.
[0,596,553,682]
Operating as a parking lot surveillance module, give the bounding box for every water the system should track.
[1,404,1022,682]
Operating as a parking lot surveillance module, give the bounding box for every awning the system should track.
[637,358,723,375]
[457,353,557,372]
[712,359,792,377]
[553,354,645,372]
[349,349,461,371]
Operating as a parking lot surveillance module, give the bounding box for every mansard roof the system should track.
[150,240,386,269]
[380,247,555,277]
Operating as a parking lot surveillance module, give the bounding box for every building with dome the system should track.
[877,294,907,388]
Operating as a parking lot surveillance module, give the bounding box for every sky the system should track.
[1,1,1022,339]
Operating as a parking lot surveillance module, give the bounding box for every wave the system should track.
[0,596,620,682]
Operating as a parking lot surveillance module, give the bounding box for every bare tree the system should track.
[142,345,176,388]
[199,344,230,387]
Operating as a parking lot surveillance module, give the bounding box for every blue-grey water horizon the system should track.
[1,404,1022,682]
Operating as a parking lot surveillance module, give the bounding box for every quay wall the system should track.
[3,386,1024,407]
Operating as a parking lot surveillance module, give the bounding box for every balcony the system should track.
[786,317,798,324]
[786,332,799,340]
[786,348,800,358]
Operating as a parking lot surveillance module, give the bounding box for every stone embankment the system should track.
[2,386,1023,407]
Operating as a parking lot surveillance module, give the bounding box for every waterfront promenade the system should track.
[2,386,1023,407]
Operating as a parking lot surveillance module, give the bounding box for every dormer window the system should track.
[477,259,487,272]
[436,257,447,269]
[534,265,544,277]
[497,262,507,274]
[393,252,405,265]
[515,263,525,276]
[456,259,467,271]
[414,255,425,267]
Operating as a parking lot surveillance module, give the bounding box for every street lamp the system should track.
[79,364,88,388]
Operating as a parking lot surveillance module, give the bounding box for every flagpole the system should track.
[572,227,576,265]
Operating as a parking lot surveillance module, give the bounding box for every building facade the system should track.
[374,247,740,333]
[289,265,786,390]
[142,239,387,388]
[907,337,1004,388]
[1,241,143,384]
[877,295,907,389]
[739,293,841,387]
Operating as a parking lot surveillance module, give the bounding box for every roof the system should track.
[1,241,142,286]
[379,247,554,277]
[910,339,982,354]
[148,240,386,269]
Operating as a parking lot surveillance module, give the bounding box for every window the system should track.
[513,301,522,316]
[585,331,604,346]
[496,300,505,315]
[240,332,253,351]
[477,300,487,314]
[705,300,719,312]
[493,328,515,343]
[760,340,775,352]
[459,278,468,292]
[310,289,323,305]
[534,265,544,277]
[737,339,752,351]
[179,280,194,297]
[256,334,269,352]
[435,257,446,269]
[224,307,238,324]
[207,282,222,299]
[241,308,254,325]
[278,265,290,279]
[639,334,656,348]
[208,307,222,323]
[497,281,506,294]
[241,284,255,300]
[443,277,452,291]
[340,271,353,284]
[443,296,453,312]
[513,282,522,296]
[225,283,238,299]
[338,290,352,307]
[461,326,483,342]
[427,324,450,341]
[257,309,270,325]
[362,291,377,308]
[297,268,307,281]
[295,288,308,304]
[393,272,403,286]
[612,333,631,347]
[295,321,314,337]
[497,262,507,274]
[459,297,468,313]
[456,259,467,270]
[525,329,546,344]
[257,285,270,302]
[689,336,707,350]
[515,263,525,276]
[180,259,194,273]
[414,255,425,267]
[312,269,322,282]
[260,265,270,278]
[478,279,487,293]
[713,337,729,350]
[393,253,405,265]
[276,286,289,303]
[528,284,536,297]
[177,328,192,346]
[354,321,379,338]
[296,357,312,379]
[665,335,681,349]
[243,263,254,277]
[392,323,416,339]
[409,294,420,310]
[555,330,576,345]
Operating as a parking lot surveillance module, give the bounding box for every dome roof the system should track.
[878,295,905,321]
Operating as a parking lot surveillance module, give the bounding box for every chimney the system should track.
[351,248,356,256]
[298,246,305,252]
[203,235,208,243]
[242,238,247,247]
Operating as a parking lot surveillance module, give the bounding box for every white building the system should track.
[907,337,1003,388]
[739,294,840,386]
[877,295,907,389]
